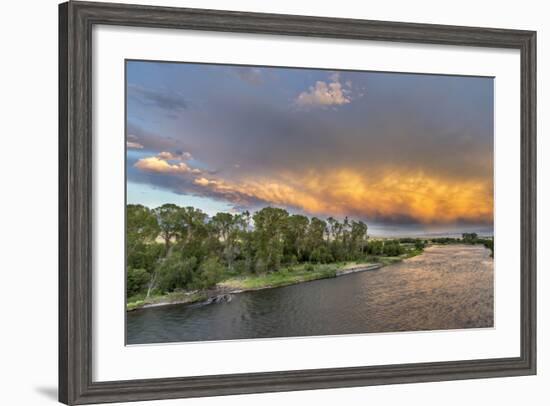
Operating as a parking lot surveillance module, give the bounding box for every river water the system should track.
[126,244,493,344]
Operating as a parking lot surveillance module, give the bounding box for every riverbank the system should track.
[127,244,494,344]
[126,252,422,311]
[126,290,208,311]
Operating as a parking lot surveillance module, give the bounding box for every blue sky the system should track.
[126,60,494,236]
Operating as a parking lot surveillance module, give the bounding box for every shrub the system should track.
[310,246,332,264]
[127,242,163,273]
[414,239,426,250]
[288,255,298,266]
[383,240,404,256]
[195,257,225,289]
[126,268,150,296]
[157,255,198,292]
[366,240,384,256]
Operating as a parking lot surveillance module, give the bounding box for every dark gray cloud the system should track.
[163,87,493,184]
[126,122,190,153]
[127,164,267,209]
[128,84,188,112]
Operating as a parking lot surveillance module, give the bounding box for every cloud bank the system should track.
[126,62,494,228]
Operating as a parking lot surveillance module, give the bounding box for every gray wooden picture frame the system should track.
[59,1,537,404]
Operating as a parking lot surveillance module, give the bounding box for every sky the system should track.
[126,60,494,237]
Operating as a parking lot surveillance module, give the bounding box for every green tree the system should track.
[283,214,309,262]
[326,216,336,244]
[127,204,159,248]
[153,203,180,254]
[414,239,426,250]
[462,233,479,244]
[350,220,368,259]
[307,217,329,263]
[127,268,150,296]
[127,242,163,278]
[367,239,384,256]
[342,216,351,254]
[126,205,162,297]
[210,212,246,270]
[327,217,345,261]
[195,256,225,289]
[383,240,404,256]
[156,253,198,292]
[253,207,289,272]
[179,206,208,243]
[237,211,255,273]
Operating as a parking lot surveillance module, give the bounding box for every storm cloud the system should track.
[126,61,493,230]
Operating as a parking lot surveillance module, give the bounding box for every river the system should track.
[126,244,494,344]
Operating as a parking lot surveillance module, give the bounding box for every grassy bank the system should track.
[127,263,344,311]
[127,290,207,311]
[126,251,426,311]
[219,262,342,291]
[215,256,418,291]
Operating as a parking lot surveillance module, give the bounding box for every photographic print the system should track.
[125,60,494,345]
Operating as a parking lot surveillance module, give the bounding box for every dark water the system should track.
[127,244,493,344]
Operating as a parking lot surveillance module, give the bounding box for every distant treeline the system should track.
[422,233,494,257]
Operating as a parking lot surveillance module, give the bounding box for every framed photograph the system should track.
[59,1,536,404]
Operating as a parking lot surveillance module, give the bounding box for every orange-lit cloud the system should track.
[134,150,493,225]
[135,156,201,175]
[190,168,493,225]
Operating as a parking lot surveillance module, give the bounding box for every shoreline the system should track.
[127,261,389,312]
[126,245,438,312]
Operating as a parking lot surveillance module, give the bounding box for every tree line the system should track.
[415,233,494,257]
[127,204,384,298]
